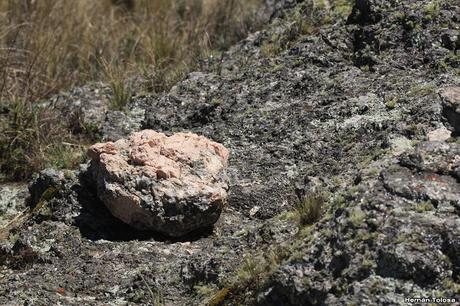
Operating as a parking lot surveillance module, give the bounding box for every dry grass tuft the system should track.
[295,193,324,226]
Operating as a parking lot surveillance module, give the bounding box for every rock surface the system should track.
[1,0,460,305]
[50,82,111,137]
[0,184,28,228]
[427,127,452,141]
[87,130,229,237]
[440,87,460,135]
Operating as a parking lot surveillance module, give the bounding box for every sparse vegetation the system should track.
[202,247,288,305]
[385,97,398,109]
[194,283,217,298]
[0,96,85,180]
[294,193,325,226]
[260,41,282,57]
[139,273,165,306]
[349,207,366,227]
[424,0,441,19]
[198,192,330,305]
[415,200,435,213]
[0,0,264,180]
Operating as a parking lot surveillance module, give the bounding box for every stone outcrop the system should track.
[87,130,229,237]
[0,184,27,228]
[440,87,460,135]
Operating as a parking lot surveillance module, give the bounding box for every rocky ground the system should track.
[1,0,460,305]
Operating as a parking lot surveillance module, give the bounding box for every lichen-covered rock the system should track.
[427,127,452,141]
[50,82,111,135]
[0,184,28,228]
[400,141,460,178]
[440,87,460,135]
[28,169,66,208]
[87,130,229,237]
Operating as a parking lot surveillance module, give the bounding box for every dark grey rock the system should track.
[382,165,460,205]
[440,87,460,135]
[50,82,111,136]
[101,108,144,142]
[28,169,66,208]
[441,29,460,51]
[0,183,28,227]
[400,141,460,177]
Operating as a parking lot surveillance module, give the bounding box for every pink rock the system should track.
[427,128,451,142]
[88,130,229,237]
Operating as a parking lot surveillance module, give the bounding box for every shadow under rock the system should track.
[73,181,214,243]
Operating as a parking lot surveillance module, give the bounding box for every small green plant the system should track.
[394,233,410,244]
[236,255,260,285]
[139,273,164,306]
[362,257,376,269]
[407,83,437,97]
[44,143,86,170]
[260,41,282,57]
[349,207,366,227]
[385,97,398,109]
[424,1,441,19]
[102,61,132,111]
[415,200,434,213]
[194,284,216,298]
[295,193,324,226]
[332,0,354,19]
[442,278,460,292]
[200,246,288,305]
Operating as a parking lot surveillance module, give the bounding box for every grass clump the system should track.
[205,287,230,306]
[198,192,330,304]
[194,284,218,298]
[102,61,132,111]
[0,0,265,180]
[0,97,86,180]
[260,41,282,57]
[349,207,366,227]
[415,200,434,213]
[385,97,398,110]
[294,193,325,226]
[424,0,441,19]
[202,248,287,305]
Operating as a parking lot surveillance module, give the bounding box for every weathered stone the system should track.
[439,87,460,135]
[441,29,460,51]
[88,130,229,237]
[382,165,460,205]
[376,244,446,286]
[0,184,28,228]
[28,169,66,208]
[400,141,460,177]
[50,83,110,135]
[427,127,451,142]
[101,101,146,142]
[389,136,413,156]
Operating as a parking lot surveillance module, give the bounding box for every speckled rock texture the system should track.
[87,130,229,237]
[440,87,460,134]
[1,0,460,305]
[0,184,27,228]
